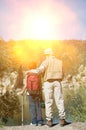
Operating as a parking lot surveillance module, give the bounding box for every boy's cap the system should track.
[44,48,53,55]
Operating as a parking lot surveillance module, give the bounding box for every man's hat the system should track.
[44,48,53,55]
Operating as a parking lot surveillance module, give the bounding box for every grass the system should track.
[64,86,86,122]
[0,86,86,126]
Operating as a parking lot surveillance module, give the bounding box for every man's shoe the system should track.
[46,120,52,127]
[60,119,70,127]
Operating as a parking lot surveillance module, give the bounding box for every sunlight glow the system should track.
[12,40,78,69]
[13,40,54,65]
[25,15,54,40]
[13,44,29,64]
[31,17,52,39]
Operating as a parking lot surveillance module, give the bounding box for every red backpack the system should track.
[26,73,41,95]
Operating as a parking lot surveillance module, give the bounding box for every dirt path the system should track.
[0,122,86,130]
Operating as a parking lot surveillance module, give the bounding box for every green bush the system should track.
[0,91,21,125]
[64,87,86,122]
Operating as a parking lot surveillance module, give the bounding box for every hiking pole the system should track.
[21,94,24,126]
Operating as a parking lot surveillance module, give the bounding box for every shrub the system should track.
[64,87,86,122]
[0,91,21,125]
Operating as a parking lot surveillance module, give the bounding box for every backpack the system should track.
[26,73,41,95]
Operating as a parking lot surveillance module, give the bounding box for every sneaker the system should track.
[30,123,37,126]
[60,119,70,127]
[38,123,43,126]
[46,120,52,127]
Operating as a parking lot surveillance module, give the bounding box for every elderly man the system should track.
[31,48,69,127]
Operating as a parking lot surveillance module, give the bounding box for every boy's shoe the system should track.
[30,123,37,126]
[46,119,52,127]
[60,119,70,127]
[37,120,44,126]
[38,123,43,126]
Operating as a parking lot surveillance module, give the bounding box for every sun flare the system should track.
[27,15,54,40]
[31,18,52,39]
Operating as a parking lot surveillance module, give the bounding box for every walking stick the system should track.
[21,94,24,126]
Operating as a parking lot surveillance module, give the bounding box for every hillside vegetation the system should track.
[0,39,86,75]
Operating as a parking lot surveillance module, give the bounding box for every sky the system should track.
[0,0,86,41]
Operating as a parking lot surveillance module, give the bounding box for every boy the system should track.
[21,62,43,126]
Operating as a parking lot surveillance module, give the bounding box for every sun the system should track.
[22,13,57,40]
[31,18,52,40]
